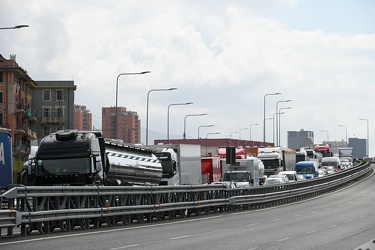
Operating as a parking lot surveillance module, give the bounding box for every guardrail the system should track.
[0,161,371,238]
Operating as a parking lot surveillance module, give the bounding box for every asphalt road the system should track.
[1,169,375,250]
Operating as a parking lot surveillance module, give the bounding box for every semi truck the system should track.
[0,128,12,189]
[338,147,354,162]
[201,156,221,184]
[149,144,202,185]
[314,144,333,158]
[22,130,163,186]
[257,147,296,177]
[220,157,265,187]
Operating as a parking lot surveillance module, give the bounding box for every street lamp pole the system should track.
[184,113,208,139]
[321,130,329,143]
[0,25,29,30]
[263,93,281,143]
[359,118,369,157]
[273,112,284,145]
[338,124,348,147]
[198,125,214,139]
[115,71,150,139]
[278,107,291,147]
[167,102,193,141]
[230,131,238,139]
[249,123,259,146]
[146,87,177,145]
[239,128,248,140]
[206,132,221,154]
[275,100,291,146]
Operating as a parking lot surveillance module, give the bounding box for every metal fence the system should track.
[0,161,371,238]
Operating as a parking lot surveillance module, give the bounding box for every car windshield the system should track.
[223,172,249,182]
[36,157,91,176]
[295,166,314,174]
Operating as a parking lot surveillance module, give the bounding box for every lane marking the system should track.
[171,235,190,240]
[306,230,317,234]
[110,244,139,250]
[278,237,290,242]
[247,223,259,227]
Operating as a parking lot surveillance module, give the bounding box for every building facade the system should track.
[287,129,314,150]
[31,80,77,142]
[74,104,92,131]
[102,107,141,143]
[0,54,37,159]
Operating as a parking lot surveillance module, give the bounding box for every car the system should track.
[278,171,298,182]
[263,174,289,186]
[210,181,238,189]
[321,166,335,174]
[297,174,307,181]
[317,169,327,177]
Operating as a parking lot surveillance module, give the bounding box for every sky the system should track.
[1,0,375,153]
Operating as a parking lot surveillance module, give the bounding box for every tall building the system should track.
[287,129,314,150]
[0,54,37,159]
[31,80,77,142]
[102,107,141,143]
[348,138,366,159]
[74,104,92,130]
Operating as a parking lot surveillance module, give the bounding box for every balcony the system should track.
[41,116,65,124]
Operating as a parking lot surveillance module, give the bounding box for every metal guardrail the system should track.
[0,161,371,238]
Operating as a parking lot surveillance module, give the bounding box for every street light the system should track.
[198,125,214,139]
[321,130,329,143]
[273,112,284,145]
[263,93,281,143]
[146,87,177,145]
[338,124,348,147]
[115,71,150,139]
[238,128,248,140]
[275,100,291,146]
[167,102,193,141]
[359,118,369,157]
[278,107,291,147]
[230,131,238,138]
[249,123,259,146]
[206,132,221,154]
[184,113,208,139]
[0,25,29,30]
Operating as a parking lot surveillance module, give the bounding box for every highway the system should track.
[1,168,374,250]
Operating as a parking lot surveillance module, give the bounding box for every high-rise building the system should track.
[102,107,141,143]
[74,104,92,130]
[287,129,314,150]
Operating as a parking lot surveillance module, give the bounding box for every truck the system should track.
[201,156,221,184]
[149,144,202,185]
[314,144,333,158]
[295,161,319,179]
[22,130,163,186]
[338,147,353,162]
[217,147,246,159]
[0,128,12,189]
[220,157,265,187]
[257,147,296,177]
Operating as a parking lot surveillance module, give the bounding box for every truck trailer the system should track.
[0,128,12,189]
[23,130,163,186]
[257,147,296,177]
[201,156,221,184]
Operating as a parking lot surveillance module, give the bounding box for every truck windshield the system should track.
[321,162,338,167]
[223,172,249,182]
[295,166,314,174]
[36,157,91,176]
[261,159,279,169]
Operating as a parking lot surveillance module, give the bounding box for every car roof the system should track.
[278,171,296,174]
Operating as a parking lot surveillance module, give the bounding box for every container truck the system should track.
[220,157,265,187]
[314,144,333,158]
[0,128,12,189]
[23,130,163,186]
[149,144,202,185]
[338,147,353,162]
[257,147,296,177]
[201,156,221,184]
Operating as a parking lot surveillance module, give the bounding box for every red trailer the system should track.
[314,144,333,158]
[201,156,221,184]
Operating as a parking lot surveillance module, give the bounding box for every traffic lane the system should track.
[1,170,374,250]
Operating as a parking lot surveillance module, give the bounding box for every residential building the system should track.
[0,54,37,159]
[31,80,77,142]
[74,104,92,130]
[102,107,141,143]
[287,129,314,150]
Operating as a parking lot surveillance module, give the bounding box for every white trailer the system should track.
[257,147,296,177]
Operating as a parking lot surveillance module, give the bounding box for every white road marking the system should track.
[110,244,139,250]
[171,235,191,240]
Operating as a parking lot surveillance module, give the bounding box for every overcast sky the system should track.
[1,0,375,153]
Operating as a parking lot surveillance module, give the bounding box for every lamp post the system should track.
[0,25,29,30]
[263,93,281,143]
[273,112,284,145]
[338,124,348,147]
[115,71,150,139]
[275,100,291,146]
[359,118,369,157]
[206,132,221,154]
[146,87,177,145]
[167,102,193,141]
[184,113,207,139]
[230,131,238,139]
[198,125,214,139]
[238,128,248,140]
[249,123,259,146]
[278,107,291,147]
[321,130,329,143]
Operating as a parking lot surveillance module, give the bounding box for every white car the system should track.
[263,175,289,186]
[278,171,298,182]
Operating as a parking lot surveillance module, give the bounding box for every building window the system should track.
[43,107,50,117]
[56,89,63,101]
[0,72,3,82]
[43,90,51,101]
[0,113,3,125]
[0,92,3,104]
[56,107,63,117]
